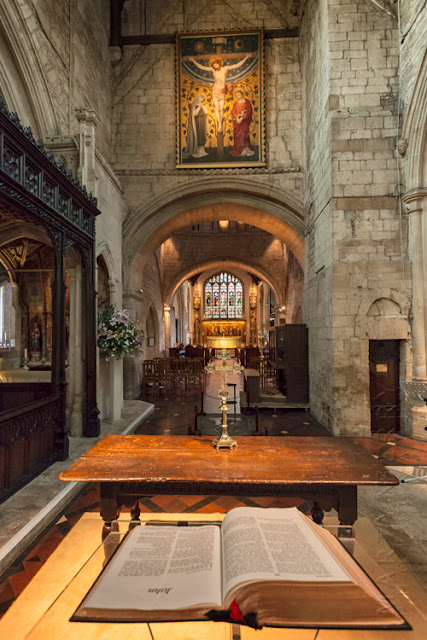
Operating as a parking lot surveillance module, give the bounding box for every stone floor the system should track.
[0,368,426,617]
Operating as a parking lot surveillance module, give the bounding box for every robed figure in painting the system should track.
[231,89,255,157]
[183,94,209,158]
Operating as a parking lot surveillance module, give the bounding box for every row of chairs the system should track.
[142,358,205,396]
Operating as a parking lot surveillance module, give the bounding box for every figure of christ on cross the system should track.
[190,53,250,133]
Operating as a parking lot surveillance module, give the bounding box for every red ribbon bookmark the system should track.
[230,599,245,623]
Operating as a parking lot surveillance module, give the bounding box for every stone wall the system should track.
[112,0,304,230]
[302,0,412,435]
[301,0,334,428]
[285,250,304,323]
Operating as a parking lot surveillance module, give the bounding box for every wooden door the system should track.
[369,340,400,433]
[283,324,309,403]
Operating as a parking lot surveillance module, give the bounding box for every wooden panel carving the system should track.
[0,395,59,501]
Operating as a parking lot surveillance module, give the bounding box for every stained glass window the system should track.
[204,272,243,320]
[212,282,220,318]
[236,281,243,318]
[220,283,227,318]
[205,283,212,318]
[228,283,235,318]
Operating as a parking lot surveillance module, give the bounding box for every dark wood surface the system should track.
[60,435,398,486]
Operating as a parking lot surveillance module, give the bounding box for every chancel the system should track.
[0,0,427,637]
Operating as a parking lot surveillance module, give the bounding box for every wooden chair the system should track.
[155,359,174,395]
[263,360,276,388]
[187,358,205,390]
[141,360,158,396]
[171,358,188,393]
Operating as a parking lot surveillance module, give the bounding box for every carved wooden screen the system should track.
[0,96,100,499]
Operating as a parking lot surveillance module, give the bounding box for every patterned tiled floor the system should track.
[1,381,426,618]
[355,432,427,466]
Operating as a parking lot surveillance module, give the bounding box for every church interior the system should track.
[0,0,427,636]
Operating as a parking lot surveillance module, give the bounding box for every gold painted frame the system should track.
[176,30,265,169]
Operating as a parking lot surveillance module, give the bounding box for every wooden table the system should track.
[60,435,398,539]
[1,512,426,639]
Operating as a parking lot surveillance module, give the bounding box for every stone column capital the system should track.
[402,187,427,214]
[75,107,100,127]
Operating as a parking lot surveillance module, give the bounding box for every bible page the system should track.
[222,507,351,601]
[82,524,222,611]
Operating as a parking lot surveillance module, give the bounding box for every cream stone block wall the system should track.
[112,0,304,286]
[302,0,415,436]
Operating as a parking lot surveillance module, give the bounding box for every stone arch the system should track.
[0,2,59,137]
[123,179,304,290]
[402,48,427,189]
[367,298,402,317]
[356,294,411,340]
[0,221,51,248]
[145,304,159,343]
[167,259,283,308]
[96,242,119,286]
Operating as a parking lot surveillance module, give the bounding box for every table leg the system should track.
[131,499,141,521]
[337,486,357,526]
[100,483,120,541]
[311,501,324,524]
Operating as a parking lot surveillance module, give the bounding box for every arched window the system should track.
[204,272,243,319]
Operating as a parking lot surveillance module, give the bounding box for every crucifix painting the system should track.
[176,30,265,168]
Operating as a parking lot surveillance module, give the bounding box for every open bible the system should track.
[73,507,407,629]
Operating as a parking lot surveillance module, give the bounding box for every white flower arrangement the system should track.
[98,307,144,359]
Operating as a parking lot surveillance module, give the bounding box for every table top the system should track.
[60,435,399,486]
[1,512,425,640]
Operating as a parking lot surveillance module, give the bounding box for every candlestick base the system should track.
[212,431,238,449]
[212,394,237,449]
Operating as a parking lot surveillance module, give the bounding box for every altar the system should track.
[203,320,245,349]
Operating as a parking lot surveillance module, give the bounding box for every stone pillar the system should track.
[402,188,427,439]
[170,307,176,347]
[68,265,83,436]
[10,282,20,357]
[402,189,427,379]
[193,284,201,344]
[163,304,171,354]
[107,278,123,423]
[249,284,257,344]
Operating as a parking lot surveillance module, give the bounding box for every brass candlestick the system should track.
[205,349,243,450]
